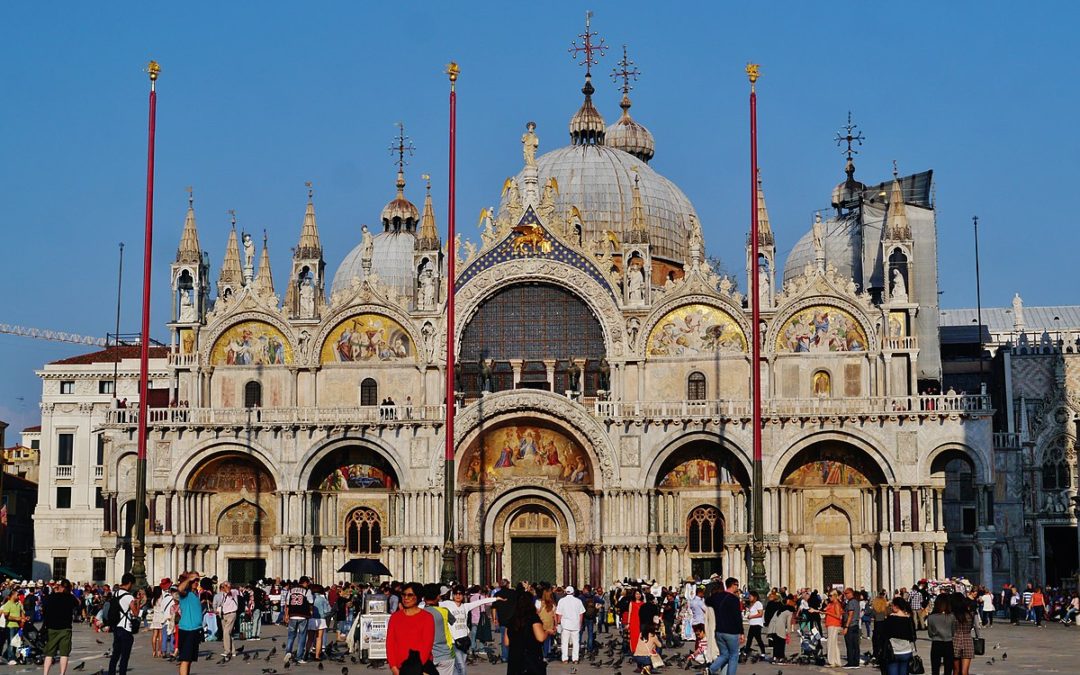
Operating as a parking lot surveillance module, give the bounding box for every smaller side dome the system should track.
[570,76,606,146]
[606,94,655,163]
[381,171,420,232]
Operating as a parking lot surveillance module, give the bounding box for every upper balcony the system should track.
[103,404,446,430]
[595,393,992,424]
[101,393,991,432]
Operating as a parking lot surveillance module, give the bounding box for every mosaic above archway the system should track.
[647,304,746,356]
[210,321,293,365]
[658,459,743,489]
[776,305,868,353]
[321,314,413,363]
[318,463,397,490]
[189,455,276,492]
[462,424,591,486]
[781,445,878,487]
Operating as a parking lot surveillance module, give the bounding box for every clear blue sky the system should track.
[2,1,1078,431]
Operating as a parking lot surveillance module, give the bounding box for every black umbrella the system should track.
[337,558,392,576]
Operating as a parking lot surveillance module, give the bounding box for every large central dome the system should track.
[500,144,697,264]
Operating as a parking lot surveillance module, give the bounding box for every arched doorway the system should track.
[652,439,750,581]
[306,445,399,579]
[780,441,887,590]
[508,505,559,584]
[930,449,981,580]
[188,453,277,582]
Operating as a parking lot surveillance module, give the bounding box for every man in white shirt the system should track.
[215,582,241,659]
[689,586,707,626]
[556,585,586,665]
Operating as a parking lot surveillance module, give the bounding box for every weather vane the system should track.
[186,185,193,207]
[569,10,608,76]
[835,111,865,160]
[611,45,639,95]
[305,180,314,200]
[389,122,415,172]
[227,209,237,227]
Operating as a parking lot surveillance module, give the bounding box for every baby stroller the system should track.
[790,626,824,666]
[14,625,48,666]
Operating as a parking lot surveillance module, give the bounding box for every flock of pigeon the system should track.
[64,635,1012,675]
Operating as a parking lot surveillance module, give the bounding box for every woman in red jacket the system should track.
[386,582,434,675]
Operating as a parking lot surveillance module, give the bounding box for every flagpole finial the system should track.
[146,60,161,81]
[446,61,460,89]
[746,63,760,90]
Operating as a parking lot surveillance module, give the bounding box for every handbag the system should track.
[909,653,926,674]
[650,652,664,668]
[453,636,471,652]
[972,636,985,655]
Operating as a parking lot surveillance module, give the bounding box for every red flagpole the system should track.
[747,63,768,593]
[132,60,160,587]
[441,61,459,584]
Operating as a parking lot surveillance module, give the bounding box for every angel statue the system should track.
[478,206,496,243]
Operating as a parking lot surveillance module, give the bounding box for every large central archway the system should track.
[188,453,277,582]
[779,441,887,590]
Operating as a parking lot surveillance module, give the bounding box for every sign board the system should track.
[358,614,389,660]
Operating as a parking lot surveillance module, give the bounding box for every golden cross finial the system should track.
[422,173,431,192]
[611,44,639,96]
[305,181,314,200]
[745,63,760,90]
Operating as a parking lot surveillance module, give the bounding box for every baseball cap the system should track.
[565,585,575,595]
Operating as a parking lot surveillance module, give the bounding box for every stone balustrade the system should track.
[594,393,992,421]
[102,393,991,430]
[103,404,446,428]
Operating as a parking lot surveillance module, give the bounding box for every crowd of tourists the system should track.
[1,573,1077,675]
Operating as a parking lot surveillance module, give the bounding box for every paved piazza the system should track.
[28,621,1079,675]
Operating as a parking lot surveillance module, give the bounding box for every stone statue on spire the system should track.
[522,121,539,168]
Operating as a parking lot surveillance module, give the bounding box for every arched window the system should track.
[346,508,382,554]
[244,381,262,408]
[459,283,606,396]
[1042,440,1071,490]
[360,378,379,407]
[687,372,707,400]
[687,506,723,554]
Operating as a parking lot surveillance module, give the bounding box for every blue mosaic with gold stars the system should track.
[457,206,617,302]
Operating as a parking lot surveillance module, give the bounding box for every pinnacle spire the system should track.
[295,182,322,259]
[754,174,774,247]
[176,189,202,264]
[416,174,440,250]
[254,232,275,297]
[885,169,911,240]
[626,171,649,243]
[217,222,243,293]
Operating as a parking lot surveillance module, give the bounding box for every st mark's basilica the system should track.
[33,45,996,591]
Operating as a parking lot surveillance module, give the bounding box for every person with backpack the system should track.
[104,573,140,675]
[284,577,314,665]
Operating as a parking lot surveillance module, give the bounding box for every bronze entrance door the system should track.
[511,538,557,585]
[822,555,845,590]
[228,558,266,584]
[508,506,559,584]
